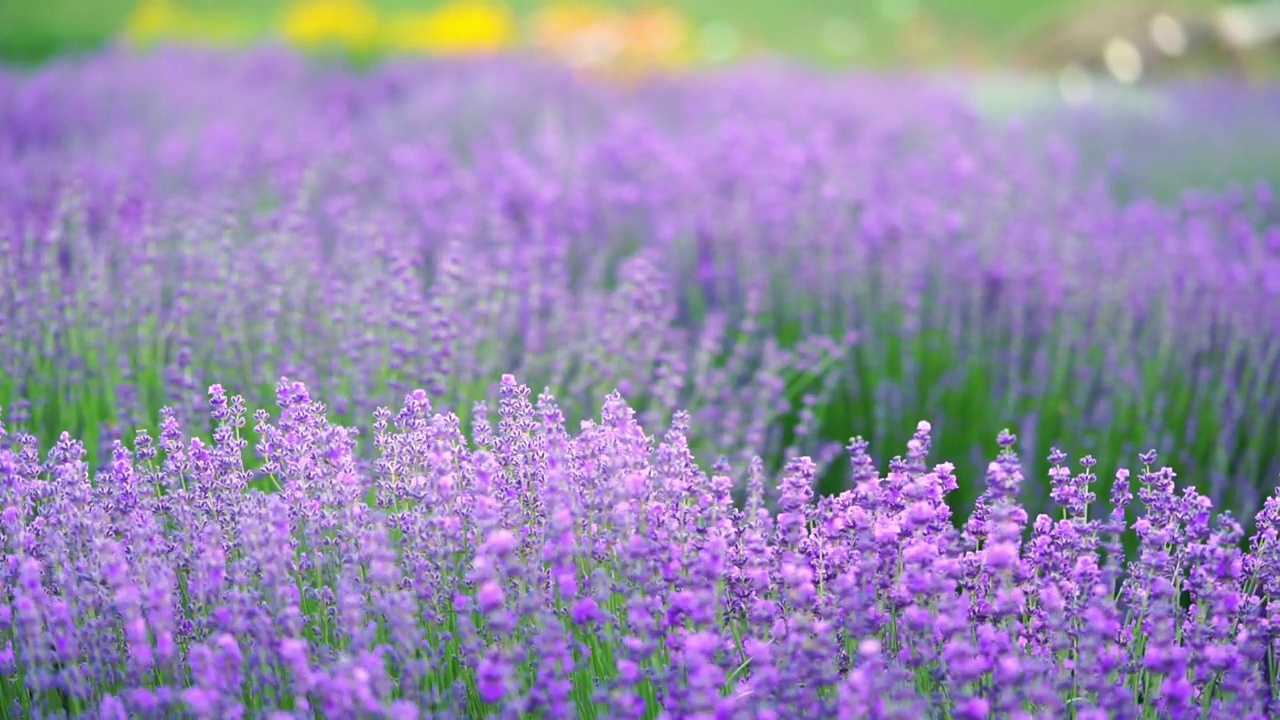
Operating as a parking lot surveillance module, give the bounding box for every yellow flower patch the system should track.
[380,2,517,55]
[279,0,380,51]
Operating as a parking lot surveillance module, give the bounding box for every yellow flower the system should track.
[123,0,180,45]
[279,0,379,51]
[381,2,516,55]
[122,0,257,47]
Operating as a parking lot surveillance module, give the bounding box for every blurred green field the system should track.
[0,0,1235,67]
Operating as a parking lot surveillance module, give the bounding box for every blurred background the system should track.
[2,0,1279,78]
[2,0,1279,194]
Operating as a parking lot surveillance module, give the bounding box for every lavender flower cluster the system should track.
[1,377,1278,719]
[2,48,1277,519]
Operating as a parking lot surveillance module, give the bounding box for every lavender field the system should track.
[1,46,1280,718]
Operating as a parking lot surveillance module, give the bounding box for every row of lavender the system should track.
[3,48,1277,519]
[1,378,1278,718]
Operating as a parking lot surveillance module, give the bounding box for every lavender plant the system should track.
[1,378,1278,718]
[1,48,1278,520]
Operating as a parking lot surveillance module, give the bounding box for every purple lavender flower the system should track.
[0,383,1274,715]
[2,44,1280,718]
